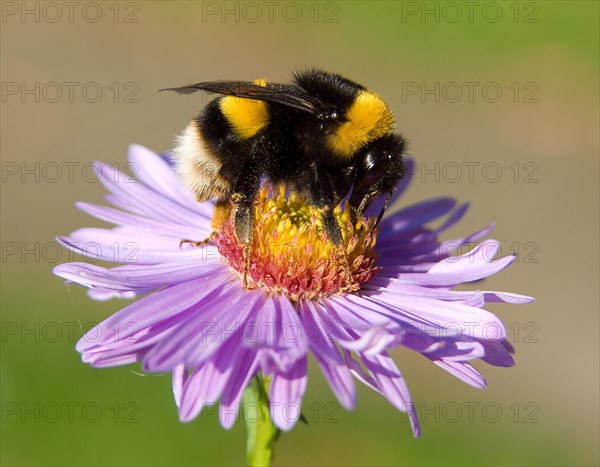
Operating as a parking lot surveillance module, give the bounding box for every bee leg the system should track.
[321,207,343,245]
[231,199,253,289]
[322,208,353,284]
[179,198,232,248]
[179,231,217,248]
[373,192,394,229]
[350,195,371,226]
[242,244,251,289]
[229,197,254,289]
[231,159,261,289]
[211,197,233,231]
[309,162,353,284]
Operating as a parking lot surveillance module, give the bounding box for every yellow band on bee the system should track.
[220,79,269,140]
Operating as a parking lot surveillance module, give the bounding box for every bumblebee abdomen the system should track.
[172,119,231,202]
[198,98,265,185]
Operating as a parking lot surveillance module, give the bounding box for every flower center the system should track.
[215,187,380,301]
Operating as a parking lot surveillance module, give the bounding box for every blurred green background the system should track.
[1,1,598,466]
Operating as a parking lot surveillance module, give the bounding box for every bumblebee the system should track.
[163,69,406,261]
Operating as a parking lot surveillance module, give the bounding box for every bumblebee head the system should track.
[348,133,406,222]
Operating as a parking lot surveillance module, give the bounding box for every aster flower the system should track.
[54,145,533,463]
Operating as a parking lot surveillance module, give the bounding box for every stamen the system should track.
[215,187,380,301]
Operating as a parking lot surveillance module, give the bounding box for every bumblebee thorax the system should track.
[219,79,270,140]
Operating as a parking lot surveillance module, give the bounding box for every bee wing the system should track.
[160,81,332,117]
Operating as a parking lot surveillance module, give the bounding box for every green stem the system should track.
[243,374,280,467]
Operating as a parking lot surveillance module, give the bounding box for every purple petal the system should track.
[54,259,225,292]
[83,349,149,368]
[324,295,393,331]
[82,322,176,367]
[313,352,356,410]
[76,201,210,240]
[388,242,516,286]
[424,340,486,361]
[76,272,233,353]
[257,295,309,372]
[57,227,218,264]
[300,302,356,409]
[239,297,314,373]
[269,358,308,431]
[376,224,495,265]
[127,145,212,217]
[361,352,421,437]
[480,291,535,304]
[362,293,507,341]
[219,350,259,429]
[179,360,229,422]
[432,203,469,234]
[239,295,278,349]
[179,337,248,422]
[172,364,188,408]
[365,278,486,307]
[480,340,515,367]
[379,197,457,240]
[306,300,396,356]
[433,360,486,389]
[300,301,346,362]
[94,161,210,229]
[143,287,265,372]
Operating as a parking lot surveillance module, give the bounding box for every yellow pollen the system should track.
[215,186,381,301]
